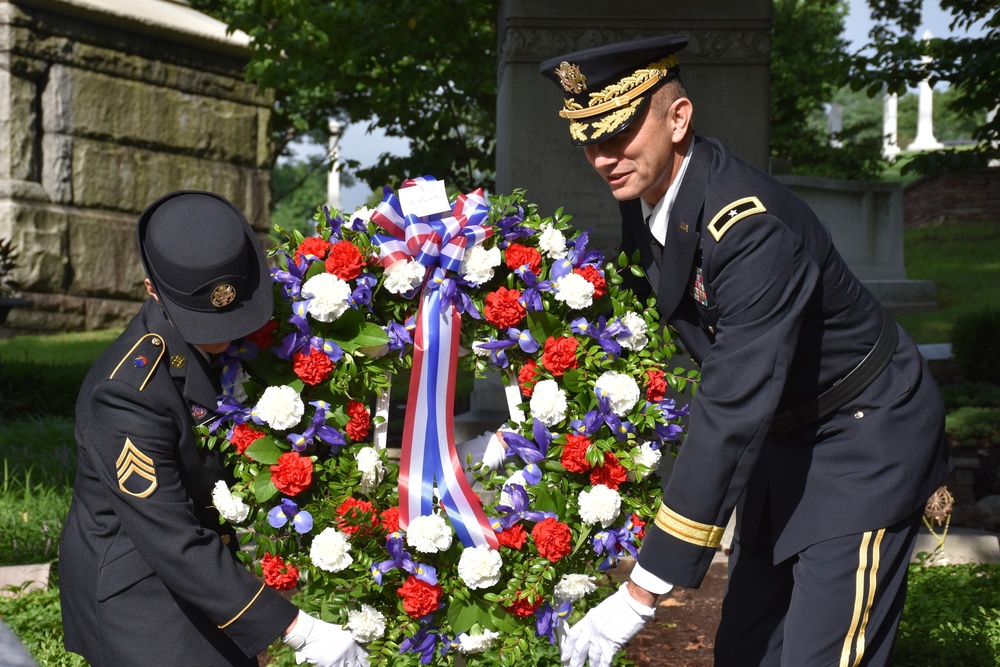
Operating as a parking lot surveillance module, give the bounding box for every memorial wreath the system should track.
[198,178,697,666]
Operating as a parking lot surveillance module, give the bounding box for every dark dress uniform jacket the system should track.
[627,135,951,588]
[60,299,296,666]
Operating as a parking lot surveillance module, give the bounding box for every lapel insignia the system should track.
[116,438,158,498]
[707,196,766,242]
[679,222,689,233]
[191,404,208,421]
[171,354,186,369]
[688,264,708,307]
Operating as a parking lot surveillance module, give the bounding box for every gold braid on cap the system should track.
[559,54,679,121]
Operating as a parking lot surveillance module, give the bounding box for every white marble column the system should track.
[326,119,343,211]
[883,92,901,159]
[907,30,944,151]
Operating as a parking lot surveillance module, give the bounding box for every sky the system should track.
[294,0,985,212]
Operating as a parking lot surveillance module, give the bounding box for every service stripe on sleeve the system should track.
[654,503,726,548]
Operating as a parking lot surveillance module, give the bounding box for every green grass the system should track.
[0,587,87,667]
[0,328,118,365]
[895,221,1000,344]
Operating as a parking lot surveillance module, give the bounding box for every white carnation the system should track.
[460,244,501,286]
[356,446,383,493]
[254,385,305,430]
[211,481,249,524]
[619,312,649,351]
[310,526,354,572]
[351,206,375,226]
[457,628,501,654]
[595,371,641,417]
[631,441,662,480]
[554,573,597,602]
[384,259,427,295]
[553,273,596,310]
[529,379,568,427]
[302,273,351,322]
[232,366,250,404]
[346,604,386,643]
[471,341,491,358]
[539,223,568,259]
[406,513,453,553]
[457,545,503,589]
[578,484,622,527]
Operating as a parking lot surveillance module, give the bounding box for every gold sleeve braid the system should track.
[654,503,726,548]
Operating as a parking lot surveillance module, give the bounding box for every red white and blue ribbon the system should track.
[371,177,498,549]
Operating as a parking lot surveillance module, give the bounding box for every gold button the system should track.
[171,354,186,369]
[220,534,231,544]
[708,326,715,334]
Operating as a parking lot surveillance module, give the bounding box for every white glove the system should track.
[561,583,655,667]
[282,610,369,667]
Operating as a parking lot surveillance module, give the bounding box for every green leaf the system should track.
[244,436,284,464]
[446,595,493,634]
[253,469,278,504]
[526,310,562,343]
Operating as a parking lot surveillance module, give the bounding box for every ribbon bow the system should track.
[371,177,499,550]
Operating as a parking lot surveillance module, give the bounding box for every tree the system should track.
[770,0,886,179]
[191,0,498,193]
[852,0,1000,174]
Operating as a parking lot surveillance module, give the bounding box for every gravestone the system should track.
[0,0,272,333]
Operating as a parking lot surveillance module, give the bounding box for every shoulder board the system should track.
[108,333,166,391]
[707,196,766,242]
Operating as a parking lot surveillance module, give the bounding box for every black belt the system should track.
[771,307,898,435]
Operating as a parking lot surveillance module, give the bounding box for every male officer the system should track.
[59,191,367,667]
[539,35,951,666]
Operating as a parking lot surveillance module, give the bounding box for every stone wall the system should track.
[0,0,273,333]
[904,168,1000,228]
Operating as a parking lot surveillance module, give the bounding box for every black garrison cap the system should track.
[539,34,688,146]
[137,191,273,345]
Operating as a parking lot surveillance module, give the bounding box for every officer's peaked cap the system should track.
[539,34,688,146]
[137,191,273,345]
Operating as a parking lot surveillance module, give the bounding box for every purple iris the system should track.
[385,321,412,354]
[507,327,539,354]
[210,395,253,434]
[218,341,260,397]
[400,623,444,664]
[592,515,643,570]
[515,266,551,312]
[570,316,629,358]
[351,273,377,309]
[592,392,635,442]
[475,338,515,369]
[493,483,555,530]
[371,533,438,585]
[428,267,479,318]
[493,208,534,247]
[271,255,307,300]
[287,400,346,452]
[536,599,573,644]
[267,498,313,534]
[653,398,689,443]
[500,421,552,485]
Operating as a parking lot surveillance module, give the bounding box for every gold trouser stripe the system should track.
[218,583,265,629]
[839,528,886,667]
[654,503,725,548]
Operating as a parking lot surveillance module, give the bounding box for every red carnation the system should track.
[345,400,371,441]
[646,368,667,403]
[631,513,647,540]
[229,422,264,455]
[336,497,378,535]
[270,452,313,496]
[531,517,573,562]
[517,359,541,398]
[541,336,579,376]
[380,506,400,534]
[293,347,334,386]
[590,451,628,490]
[295,237,330,264]
[243,319,278,351]
[397,576,443,618]
[505,243,542,275]
[574,265,607,299]
[325,240,365,281]
[261,552,299,590]
[496,523,528,550]
[504,590,543,618]
[484,287,526,329]
[561,434,593,473]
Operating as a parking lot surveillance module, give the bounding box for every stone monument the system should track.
[907,31,944,152]
[0,0,273,333]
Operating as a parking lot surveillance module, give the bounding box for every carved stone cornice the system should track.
[499,24,770,80]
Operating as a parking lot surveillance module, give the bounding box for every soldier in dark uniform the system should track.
[538,36,951,667]
[59,191,367,667]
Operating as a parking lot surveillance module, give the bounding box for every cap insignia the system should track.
[555,61,587,94]
[211,283,236,308]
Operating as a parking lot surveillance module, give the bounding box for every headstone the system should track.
[0,0,272,334]
[882,92,901,159]
[907,31,943,152]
